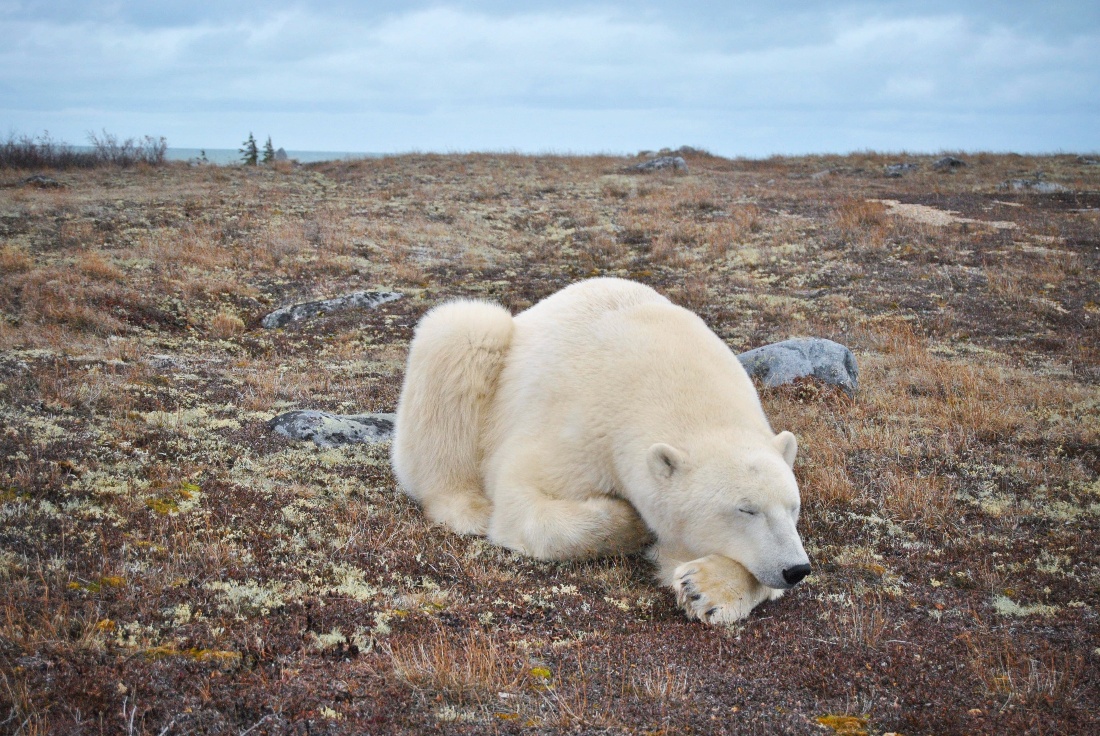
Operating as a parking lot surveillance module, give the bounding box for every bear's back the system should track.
[515,277,668,327]
[496,277,768,440]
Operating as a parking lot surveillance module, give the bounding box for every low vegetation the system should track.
[0,131,167,170]
[0,151,1097,734]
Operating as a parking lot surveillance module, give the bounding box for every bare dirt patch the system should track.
[870,198,1018,230]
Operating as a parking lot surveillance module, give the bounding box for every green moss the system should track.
[815,714,868,736]
[145,496,180,515]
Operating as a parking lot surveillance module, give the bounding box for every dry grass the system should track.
[0,245,34,274]
[208,310,245,339]
[827,593,889,649]
[386,629,525,705]
[965,632,1085,710]
[630,666,691,701]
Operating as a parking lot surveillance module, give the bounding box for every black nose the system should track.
[783,564,811,586]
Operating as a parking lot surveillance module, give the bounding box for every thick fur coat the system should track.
[392,278,810,623]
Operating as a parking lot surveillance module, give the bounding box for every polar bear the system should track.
[391,278,810,623]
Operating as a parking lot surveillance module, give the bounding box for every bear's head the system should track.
[646,430,811,590]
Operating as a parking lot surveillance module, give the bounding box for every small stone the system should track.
[1000,179,1069,194]
[268,410,395,447]
[629,156,687,172]
[932,156,965,171]
[737,338,859,395]
[20,174,64,188]
[261,290,402,328]
[270,337,858,445]
[884,162,919,177]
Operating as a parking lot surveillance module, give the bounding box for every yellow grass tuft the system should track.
[0,245,33,274]
[209,310,246,338]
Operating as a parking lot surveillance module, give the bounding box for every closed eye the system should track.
[737,507,758,516]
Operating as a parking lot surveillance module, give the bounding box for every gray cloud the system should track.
[1,2,1096,154]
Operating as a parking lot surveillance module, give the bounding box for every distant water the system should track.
[167,148,385,164]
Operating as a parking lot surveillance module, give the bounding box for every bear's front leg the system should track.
[488,491,652,560]
[666,554,783,624]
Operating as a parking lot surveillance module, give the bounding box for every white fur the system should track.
[392,278,810,623]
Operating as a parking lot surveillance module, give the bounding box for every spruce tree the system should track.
[240,133,259,166]
[262,136,275,165]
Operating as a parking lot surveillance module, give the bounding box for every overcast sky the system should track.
[2,1,1097,156]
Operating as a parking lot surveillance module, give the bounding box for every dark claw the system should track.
[705,607,719,617]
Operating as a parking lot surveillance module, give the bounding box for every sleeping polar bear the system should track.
[391,278,810,623]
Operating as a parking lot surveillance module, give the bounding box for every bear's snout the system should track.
[782,564,811,586]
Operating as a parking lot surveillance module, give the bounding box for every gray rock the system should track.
[630,156,687,172]
[269,337,859,446]
[1076,156,1098,165]
[21,174,64,188]
[1001,179,1069,194]
[274,147,289,162]
[933,156,965,171]
[885,162,919,177]
[261,290,402,328]
[268,410,395,447]
[737,338,859,395]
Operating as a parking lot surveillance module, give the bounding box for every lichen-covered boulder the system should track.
[932,156,965,171]
[737,338,858,395]
[884,162,919,177]
[268,410,395,447]
[630,156,687,172]
[268,337,858,448]
[1000,179,1069,194]
[261,290,402,329]
[21,174,64,188]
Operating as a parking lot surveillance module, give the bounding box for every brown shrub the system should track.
[75,251,124,281]
[833,198,888,249]
[0,245,33,274]
[208,310,246,339]
[16,267,127,335]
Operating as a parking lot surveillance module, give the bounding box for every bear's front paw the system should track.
[672,556,772,625]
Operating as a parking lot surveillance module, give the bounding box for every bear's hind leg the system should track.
[654,550,779,624]
[419,483,492,536]
[487,485,651,560]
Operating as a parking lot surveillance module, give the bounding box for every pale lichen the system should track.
[992,595,1060,617]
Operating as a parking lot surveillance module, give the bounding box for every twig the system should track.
[239,713,273,736]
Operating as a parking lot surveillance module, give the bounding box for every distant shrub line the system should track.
[0,131,167,170]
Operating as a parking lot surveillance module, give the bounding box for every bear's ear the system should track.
[774,431,798,467]
[647,443,685,480]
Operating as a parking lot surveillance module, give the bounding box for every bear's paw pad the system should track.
[673,562,755,624]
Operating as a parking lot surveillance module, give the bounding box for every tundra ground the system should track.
[1,152,1098,734]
